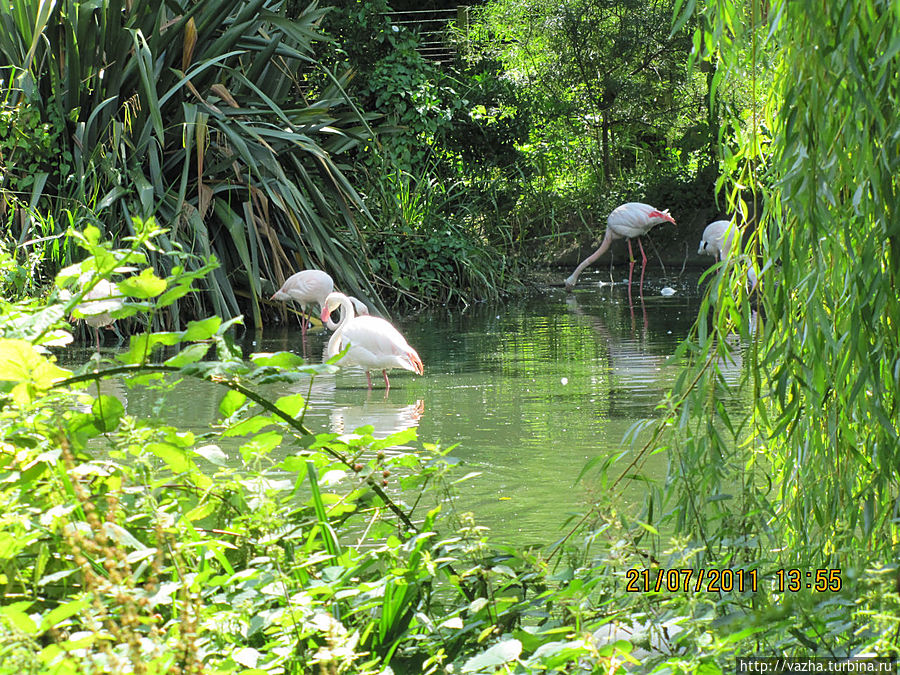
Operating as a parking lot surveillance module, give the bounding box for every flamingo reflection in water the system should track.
[330,399,425,440]
[282,371,426,441]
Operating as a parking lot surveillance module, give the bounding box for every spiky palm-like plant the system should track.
[0,0,384,326]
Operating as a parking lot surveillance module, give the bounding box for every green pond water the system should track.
[64,269,751,546]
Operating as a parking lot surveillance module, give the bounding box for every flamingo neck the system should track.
[566,230,614,288]
[326,294,355,358]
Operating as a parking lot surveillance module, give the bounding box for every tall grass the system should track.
[0,0,385,326]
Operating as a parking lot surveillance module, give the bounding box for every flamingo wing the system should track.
[340,316,424,375]
[608,202,676,238]
[78,280,124,318]
[272,270,334,308]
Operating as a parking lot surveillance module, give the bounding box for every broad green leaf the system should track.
[223,415,273,437]
[117,268,167,299]
[0,533,26,559]
[148,442,193,474]
[219,390,247,417]
[250,351,308,369]
[117,332,183,364]
[0,604,37,634]
[184,501,216,522]
[40,598,90,632]
[0,339,71,405]
[164,343,211,368]
[275,392,306,417]
[182,316,222,341]
[91,395,125,432]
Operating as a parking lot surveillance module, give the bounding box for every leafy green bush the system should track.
[363,168,515,307]
[0,76,70,201]
[0,224,555,672]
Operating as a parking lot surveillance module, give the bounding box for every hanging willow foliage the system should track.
[661,0,900,569]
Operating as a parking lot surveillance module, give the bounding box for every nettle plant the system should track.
[0,220,540,674]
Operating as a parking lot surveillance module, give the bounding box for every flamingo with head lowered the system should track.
[62,277,126,352]
[698,218,757,291]
[321,292,423,391]
[271,270,369,337]
[698,219,734,261]
[565,202,676,297]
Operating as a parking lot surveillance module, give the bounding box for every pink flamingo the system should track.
[565,202,676,298]
[321,292,423,391]
[271,270,369,338]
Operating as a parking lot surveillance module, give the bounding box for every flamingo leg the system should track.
[382,370,391,391]
[365,370,373,390]
[300,312,310,356]
[626,239,635,306]
[637,237,648,297]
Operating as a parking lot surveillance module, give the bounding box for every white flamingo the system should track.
[64,278,125,351]
[321,292,423,391]
[271,270,333,341]
[565,202,676,297]
[698,219,735,261]
[271,270,369,336]
[698,219,757,291]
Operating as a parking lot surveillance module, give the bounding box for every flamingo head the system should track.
[650,209,676,225]
[321,292,347,323]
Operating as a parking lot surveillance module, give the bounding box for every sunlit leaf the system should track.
[219,390,247,418]
[148,442,193,474]
[117,268,167,299]
[182,316,222,341]
[165,343,211,367]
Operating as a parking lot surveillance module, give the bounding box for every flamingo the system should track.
[271,270,334,341]
[564,202,676,297]
[698,219,735,261]
[271,270,369,335]
[321,292,423,391]
[65,278,125,351]
[698,219,758,291]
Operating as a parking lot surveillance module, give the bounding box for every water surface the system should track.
[65,270,748,545]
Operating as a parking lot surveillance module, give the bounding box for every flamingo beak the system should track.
[320,305,331,323]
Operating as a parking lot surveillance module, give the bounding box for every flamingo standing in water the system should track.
[321,292,423,391]
[698,219,757,291]
[67,278,125,352]
[271,270,370,337]
[565,202,676,298]
[271,270,334,341]
[698,219,734,261]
